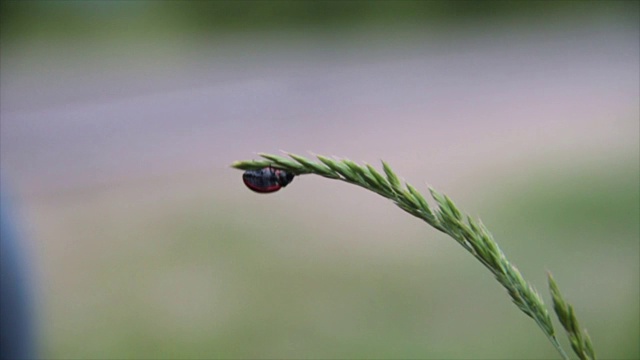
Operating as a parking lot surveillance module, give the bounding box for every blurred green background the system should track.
[1,1,638,359]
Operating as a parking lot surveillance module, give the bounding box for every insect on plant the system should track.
[242,166,295,193]
[233,153,596,360]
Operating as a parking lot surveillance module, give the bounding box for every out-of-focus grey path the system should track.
[1,25,638,198]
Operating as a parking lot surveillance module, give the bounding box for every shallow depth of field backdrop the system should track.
[1,1,638,359]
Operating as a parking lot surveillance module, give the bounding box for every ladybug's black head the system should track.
[274,169,295,187]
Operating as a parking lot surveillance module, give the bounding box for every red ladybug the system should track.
[242,167,295,193]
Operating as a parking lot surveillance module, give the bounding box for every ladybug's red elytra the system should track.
[242,167,295,193]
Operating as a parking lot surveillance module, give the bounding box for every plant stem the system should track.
[232,153,595,360]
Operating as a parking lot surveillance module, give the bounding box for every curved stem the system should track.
[233,153,596,360]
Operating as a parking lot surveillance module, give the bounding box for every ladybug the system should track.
[242,167,295,193]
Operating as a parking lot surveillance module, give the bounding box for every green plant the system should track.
[232,152,595,360]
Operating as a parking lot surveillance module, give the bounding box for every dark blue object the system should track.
[1,182,37,360]
[242,167,295,193]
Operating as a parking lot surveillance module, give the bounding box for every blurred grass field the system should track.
[1,1,639,359]
[23,152,638,359]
